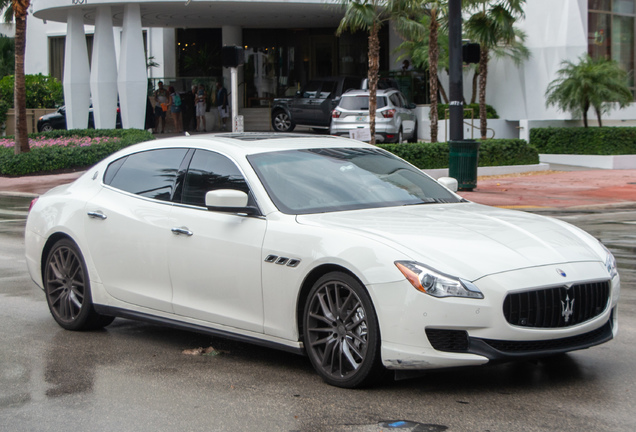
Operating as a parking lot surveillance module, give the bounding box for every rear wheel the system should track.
[303,272,383,388]
[44,239,114,331]
[396,128,403,143]
[272,110,295,132]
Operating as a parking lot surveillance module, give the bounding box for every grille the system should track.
[503,281,610,328]
[426,329,469,352]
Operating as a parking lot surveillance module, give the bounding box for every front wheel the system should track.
[44,238,114,331]
[39,123,54,132]
[272,110,295,132]
[303,272,383,388]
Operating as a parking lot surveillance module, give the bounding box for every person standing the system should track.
[168,86,183,133]
[195,84,207,132]
[216,81,229,131]
[154,81,169,133]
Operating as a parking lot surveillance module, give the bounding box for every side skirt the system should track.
[94,305,305,356]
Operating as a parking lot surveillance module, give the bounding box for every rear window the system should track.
[338,96,387,110]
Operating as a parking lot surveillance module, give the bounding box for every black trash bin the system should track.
[448,140,480,191]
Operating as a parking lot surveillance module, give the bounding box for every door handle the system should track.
[171,227,193,236]
[87,211,107,220]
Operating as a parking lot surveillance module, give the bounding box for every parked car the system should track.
[37,105,123,132]
[331,88,418,143]
[25,133,619,388]
[271,76,362,132]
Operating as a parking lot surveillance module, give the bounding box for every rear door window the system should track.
[104,148,189,201]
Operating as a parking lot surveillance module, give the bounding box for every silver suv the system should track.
[330,89,418,143]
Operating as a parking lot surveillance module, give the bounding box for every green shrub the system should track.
[436,103,499,120]
[0,73,64,108]
[530,127,636,155]
[378,139,539,169]
[0,129,154,176]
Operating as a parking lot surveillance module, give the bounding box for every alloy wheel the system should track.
[305,276,375,385]
[45,244,86,324]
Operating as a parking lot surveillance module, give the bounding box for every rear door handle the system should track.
[87,211,107,220]
[171,227,193,236]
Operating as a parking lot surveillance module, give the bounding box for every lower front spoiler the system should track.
[468,319,614,362]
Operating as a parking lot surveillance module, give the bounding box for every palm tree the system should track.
[337,0,424,144]
[464,0,528,139]
[546,54,633,128]
[397,1,448,143]
[1,0,29,154]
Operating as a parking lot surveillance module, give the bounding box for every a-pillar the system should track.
[63,10,91,130]
[117,4,147,130]
[90,6,118,129]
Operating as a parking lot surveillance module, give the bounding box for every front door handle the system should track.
[87,211,107,220]
[171,227,193,236]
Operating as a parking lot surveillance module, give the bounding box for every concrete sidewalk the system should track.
[1,167,636,211]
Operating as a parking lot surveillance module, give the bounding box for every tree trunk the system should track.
[368,22,380,145]
[428,11,439,143]
[594,106,603,127]
[437,76,449,104]
[478,46,489,139]
[583,101,589,128]
[471,67,479,104]
[13,4,30,155]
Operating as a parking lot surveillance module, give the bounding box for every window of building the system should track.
[49,35,94,82]
[589,0,635,93]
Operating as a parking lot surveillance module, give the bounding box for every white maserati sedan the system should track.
[25,133,620,388]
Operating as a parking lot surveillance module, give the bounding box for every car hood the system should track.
[296,203,603,281]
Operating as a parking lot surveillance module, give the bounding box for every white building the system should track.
[25,0,636,136]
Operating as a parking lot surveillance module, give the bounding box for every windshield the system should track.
[248,148,462,214]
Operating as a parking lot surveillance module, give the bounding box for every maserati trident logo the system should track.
[556,268,567,277]
[561,294,575,323]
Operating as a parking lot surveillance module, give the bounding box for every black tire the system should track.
[40,123,54,132]
[272,110,295,132]
[303,272,383,388]
[44,239,114,331]
[408,122,418,143]
[396,128,403,143]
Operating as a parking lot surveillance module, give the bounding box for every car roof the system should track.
[116,133,375,160]
[342,89,396,97]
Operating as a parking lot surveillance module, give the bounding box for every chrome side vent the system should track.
[264,254,301,268]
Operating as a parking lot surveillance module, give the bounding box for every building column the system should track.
[222,26,243,108]
[117,4,147,130]
[63,10,91,130]
[90,6,118,129]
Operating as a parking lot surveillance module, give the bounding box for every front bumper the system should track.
[370,262,619,370]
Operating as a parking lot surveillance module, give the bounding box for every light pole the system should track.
[448,0,463,141]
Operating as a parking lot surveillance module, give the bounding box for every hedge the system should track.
[530,127,636,155]
[0,129,155,176]
[378,139,539,169]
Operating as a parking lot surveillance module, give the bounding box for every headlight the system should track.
[601,244,618,279]
[395,261,484,299]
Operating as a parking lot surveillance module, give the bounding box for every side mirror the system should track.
[295,90,302,97]
[408,103,417,110]
[437,177,458,192]
[205,190,260,215]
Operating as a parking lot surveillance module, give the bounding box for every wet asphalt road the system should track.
[1,195,635,432]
